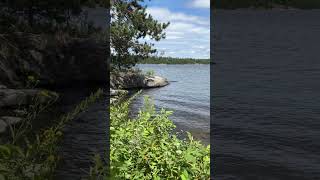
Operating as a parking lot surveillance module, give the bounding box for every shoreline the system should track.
[116,65,209,145]
[110,71,169,104]
[118,89,210,146]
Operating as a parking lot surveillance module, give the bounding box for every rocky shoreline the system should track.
[110,70,169,104]
[0,34,107,135]
[0,85,58,134]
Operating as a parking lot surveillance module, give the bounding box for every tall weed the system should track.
[0,89,103,179]
[91,94,210,179]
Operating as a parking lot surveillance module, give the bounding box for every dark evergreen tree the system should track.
[110,0,169,69]
[0,0,109,32]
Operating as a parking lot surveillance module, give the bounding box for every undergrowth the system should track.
[0,89,103,179]
[90,93,210,180]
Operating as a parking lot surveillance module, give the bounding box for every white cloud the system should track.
[146,7,209,26]
[145,7,210,59]
[166,35,183,40]
[189,0,210,9]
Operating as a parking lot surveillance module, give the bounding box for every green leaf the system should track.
[180,170,189,180]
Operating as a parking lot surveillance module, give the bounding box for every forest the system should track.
[138,56,210,64]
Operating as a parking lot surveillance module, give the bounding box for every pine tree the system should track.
[0,0,106,28]
[110,0,169,70]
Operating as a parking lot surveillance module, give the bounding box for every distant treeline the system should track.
[213,0,320,9]
[138,57,210,64]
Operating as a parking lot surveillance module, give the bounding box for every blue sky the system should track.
[143,0,210,59]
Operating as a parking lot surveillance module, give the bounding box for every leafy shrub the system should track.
[145,70,155,77]
[0,89,103,179]
[108,95,210,179]
[0,130,61,180]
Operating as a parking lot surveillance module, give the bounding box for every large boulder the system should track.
[0,85,7,89]
[110,71,168,89]
[0,116,23,134]
[144,76,169,88]
[0,87,58,108]
[0,88,39,107]
[110,71,145,89]
[0,120,7,133]
[1,116,23,126]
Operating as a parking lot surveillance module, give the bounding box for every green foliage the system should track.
[138,56,210,64]
[106,94,210,179]
[88,154,109,180]
[0,89,104,179]
[0,0,101,26]
[0,130,61,179]
[145,69,155,77]
[111,0,170,70]
[0,0,105,37]
[9,90,59,145]
[24,73,41,88]
[0,91,60,179]
[0,1,107,86]
[26,75,39,88]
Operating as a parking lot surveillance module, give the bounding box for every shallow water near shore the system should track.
[130,64,210,144]
[48,88,107,179]
[213,10,320,179]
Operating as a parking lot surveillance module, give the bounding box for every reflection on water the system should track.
[213,10,320,180]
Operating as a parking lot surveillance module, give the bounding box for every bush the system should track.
[0,89,104,179]
[108,95,210,179]
[145,70,155,77]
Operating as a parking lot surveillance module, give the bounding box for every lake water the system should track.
[131,64,210,144]
[53,88,107,179]
[213,10,320,179]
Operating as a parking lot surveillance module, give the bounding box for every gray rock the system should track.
[0,55,22,87]
[110,88,116,96]
[13,109,27,116]
[110,71,145,89]
[110,71,169,89]
[1,116,23,126]
[0,88,38,107]
[110,98,118,104]
[0,120,7,133]
[110,89,128,96]
[0,85,7,89]
[0,116,23,134]
[0,88,58,108]
[0,33,107,88]
[29,50,43,64]
[144,76,169,88]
